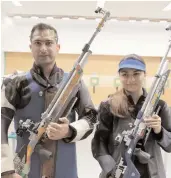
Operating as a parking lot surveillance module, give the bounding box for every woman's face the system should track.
[119,68,145,93]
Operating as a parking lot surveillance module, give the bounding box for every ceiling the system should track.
[1,1,171,21]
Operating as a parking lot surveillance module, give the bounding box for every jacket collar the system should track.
[30,62,64,88]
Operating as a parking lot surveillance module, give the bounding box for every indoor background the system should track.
[1,1,171,178]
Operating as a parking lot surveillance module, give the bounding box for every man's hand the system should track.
[46,117,71,140]
[2,173,22,178]
[144,115,162,134]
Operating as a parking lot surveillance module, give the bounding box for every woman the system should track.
[92,54,171,178]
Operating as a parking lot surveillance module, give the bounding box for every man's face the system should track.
[30,29,60,66]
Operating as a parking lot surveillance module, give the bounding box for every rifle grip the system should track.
[133,148,151,164]
[35,144,53,163]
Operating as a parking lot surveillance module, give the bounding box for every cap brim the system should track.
[119,64,145,71]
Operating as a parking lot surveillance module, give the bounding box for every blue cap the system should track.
[118,58,146,72]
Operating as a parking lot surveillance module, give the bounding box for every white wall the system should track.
[2,18,171,57]
[3,18,171,178]
[76,132,101,178]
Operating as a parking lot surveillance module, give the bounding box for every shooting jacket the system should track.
[1,63,97,178]
[92,89,171,178]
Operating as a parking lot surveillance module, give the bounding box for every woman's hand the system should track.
[144,115,162,134]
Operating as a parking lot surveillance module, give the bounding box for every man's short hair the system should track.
[30,23,58,42]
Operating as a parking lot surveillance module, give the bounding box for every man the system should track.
[1,23,97,178]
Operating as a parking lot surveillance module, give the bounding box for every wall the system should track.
[2,18,171,57]
[5,52,171,106]
[1,51,5,75]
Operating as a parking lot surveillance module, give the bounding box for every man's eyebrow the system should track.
[32,39,54,42]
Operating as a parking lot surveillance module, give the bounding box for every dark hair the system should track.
[110,54,145,118]
[30,23,58,42]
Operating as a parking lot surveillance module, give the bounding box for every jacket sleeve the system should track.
[1,77,18,175]
[1,73,30,175]
[63,80,97,143]
[91,101,116,175]
[152,101,171,152]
